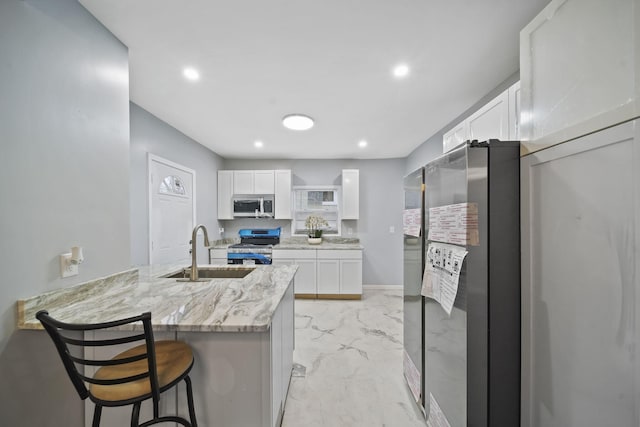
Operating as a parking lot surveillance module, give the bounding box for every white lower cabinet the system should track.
[290,259,316,294]
[340,258,363,295]
[272,249,317,295]
[271,282,294,427]
[208,248,227,265]
[317,259,340,295]
[317,250,363,297]
[270,298,283,427]
[280,284,294,401]
[274,248,362,298]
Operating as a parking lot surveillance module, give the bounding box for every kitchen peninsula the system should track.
[18,263,297,427]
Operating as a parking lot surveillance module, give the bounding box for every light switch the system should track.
[389,226,395,233]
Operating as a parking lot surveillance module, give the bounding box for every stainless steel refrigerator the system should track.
[414,140,520,427]
[403,167,425,412]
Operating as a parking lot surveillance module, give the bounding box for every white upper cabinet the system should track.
[233,170,274,194]
[274,170,292,219]
[508,80,521,140]
[254,170,275,194]
[520,0,638,154]
[467,90,509,143]
[443,121,468,154]
[219,169,289,219]
[443,81,521,153]
[217,170,234,220]
[341,169,359,220]
[233,170,254,194]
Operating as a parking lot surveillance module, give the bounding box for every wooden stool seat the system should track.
[91,340,193,403]
[36,310,198,427]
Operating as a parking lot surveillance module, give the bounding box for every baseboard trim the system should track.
[295,293,362,300]
[318,294,361,300]
[363,284,402,290]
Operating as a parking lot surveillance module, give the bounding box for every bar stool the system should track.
[36,310,198,427]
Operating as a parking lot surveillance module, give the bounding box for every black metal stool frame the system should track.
[36,310,197,427]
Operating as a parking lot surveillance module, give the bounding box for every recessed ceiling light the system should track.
[183,67,200,81]
[254,140,264,148]
[282,114,314,131]
[393,64,410,78]
[358,140,368,148]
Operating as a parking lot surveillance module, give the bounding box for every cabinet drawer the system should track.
[272,249,316,259]
[316,250,362,260]
[209,249,227,259]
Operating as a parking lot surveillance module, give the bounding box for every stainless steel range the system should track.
[227,243,273,265]
[226,227,281,265]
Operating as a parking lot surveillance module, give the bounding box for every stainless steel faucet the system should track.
[190,224,210,281]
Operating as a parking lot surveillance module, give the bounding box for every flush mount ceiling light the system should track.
[254,140,264,148]
[282,114,314,131]
[393,63,410,78]
[358,140,368,148]
[183,67,200,81]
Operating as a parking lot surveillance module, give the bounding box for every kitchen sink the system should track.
[164,266,256,281]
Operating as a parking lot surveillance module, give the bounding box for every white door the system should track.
[149,154,195,264]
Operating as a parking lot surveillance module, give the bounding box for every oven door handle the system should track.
[227,253,272,264]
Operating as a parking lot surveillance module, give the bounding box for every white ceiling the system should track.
[79,0,549,160]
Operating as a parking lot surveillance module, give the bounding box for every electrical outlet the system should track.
[219,227,225,234]
[60,253,78,278]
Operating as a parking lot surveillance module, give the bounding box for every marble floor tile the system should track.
[282,289,427,427]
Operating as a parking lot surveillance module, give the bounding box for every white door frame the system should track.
[148,153,197,264]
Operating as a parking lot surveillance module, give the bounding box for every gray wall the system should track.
[0,0,130,425]
[405,71,520,173]
[223,159,405,286]
[130,103,225,266]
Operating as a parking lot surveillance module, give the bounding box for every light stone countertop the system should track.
[208,236,363,250]
[17,263,298,333]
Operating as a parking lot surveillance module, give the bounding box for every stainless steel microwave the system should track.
[233,196,274,217]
